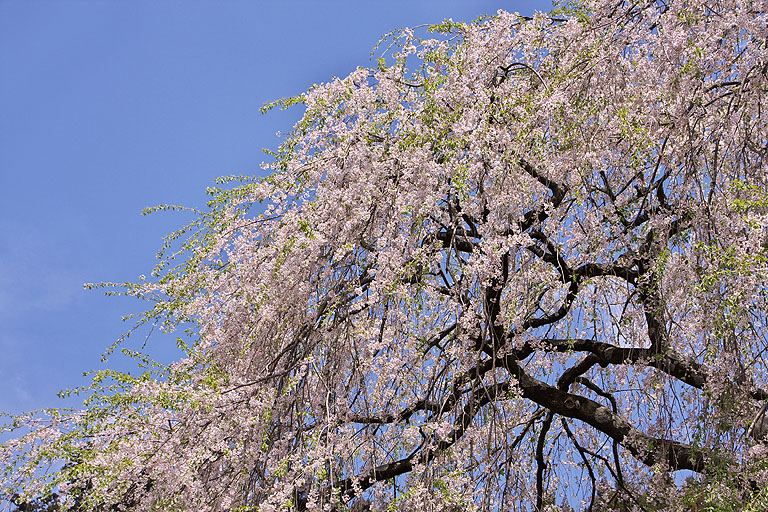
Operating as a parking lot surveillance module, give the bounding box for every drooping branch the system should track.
[321,381,511,510]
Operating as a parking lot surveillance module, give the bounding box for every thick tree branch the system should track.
[506,359,708,473]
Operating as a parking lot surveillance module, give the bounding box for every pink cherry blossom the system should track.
[3,0,768,510]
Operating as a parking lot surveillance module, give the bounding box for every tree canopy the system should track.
[3,0,768,510]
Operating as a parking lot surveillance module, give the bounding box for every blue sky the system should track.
[0,1,551,416]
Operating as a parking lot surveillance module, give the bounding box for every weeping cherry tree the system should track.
[3,0,768,510]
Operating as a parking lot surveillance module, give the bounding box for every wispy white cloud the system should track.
[0,220,85,317]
